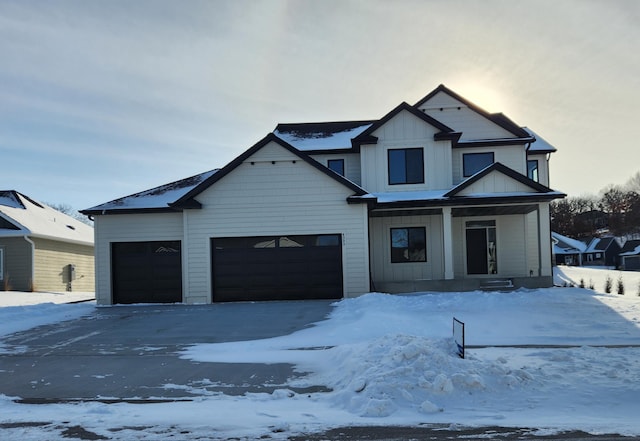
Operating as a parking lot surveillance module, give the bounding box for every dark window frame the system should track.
[390,227,427,263]
[388,148,424,185]
[463,152,495,177]
[327,159,345,176]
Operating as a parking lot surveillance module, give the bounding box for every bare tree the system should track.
[46,202,93,226]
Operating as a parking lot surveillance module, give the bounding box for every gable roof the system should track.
[523,127,557,154]
[81,169,218,215]
[620,239,640,256]
[352,102,461,148]
[414,84,532,140]
[444,162,560,197]
[552,232,587,254]
[585,237,618,253]
[0,191,94,246]
[172,133,368,208]
[274,120,373,153]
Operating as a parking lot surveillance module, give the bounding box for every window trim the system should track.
[327,159,345,176]
[463,152,495,177]
[388,148,424,185]
[0,247,4,281]
[390,226,427,263]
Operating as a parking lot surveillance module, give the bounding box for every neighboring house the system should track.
[583,237,621,267]
[0,191,94,292]
[552,232,586,266]
[619,240,640,271]
[82,84,565,305]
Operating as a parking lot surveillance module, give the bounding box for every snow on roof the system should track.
[83,169,218,212]
[523,127,557,153]
[370,190,448,203]
[274,121,373,151]
[620,240,640,256]
[620,245,640,256]
[0,191,93,246]
[552,232,587,254]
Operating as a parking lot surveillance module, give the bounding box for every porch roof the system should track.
[349,189,565,209]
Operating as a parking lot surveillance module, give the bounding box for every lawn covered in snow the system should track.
[1,267,640,440]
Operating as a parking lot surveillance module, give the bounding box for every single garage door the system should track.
[211,234,343,302]
[111,241,182,304]
[624,256,640,271]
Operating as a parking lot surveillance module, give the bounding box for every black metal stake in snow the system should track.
[453,317,465,359]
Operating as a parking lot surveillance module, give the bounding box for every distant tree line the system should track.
[551,171,640,239]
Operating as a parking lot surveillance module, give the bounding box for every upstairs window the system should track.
[327,159,345,176]
[527,159,539,182]
[391,227,426,263]
[388,148,424,185]
[463,152,494,177]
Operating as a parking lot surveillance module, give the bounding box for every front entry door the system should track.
[465,221,497,275]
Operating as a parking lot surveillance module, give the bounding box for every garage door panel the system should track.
[112,241,182,304]
[212,234,343,302]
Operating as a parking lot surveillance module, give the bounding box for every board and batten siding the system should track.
[31,237,94,292]
[452,145,526,185]
[360,110,453,193]
[0,237,32,291]
[182,141,370,304]
[455,171,534,196]
[369,214,444,285]
[93,212,183,305]
[417,92,516,141]
[308,153,362,186]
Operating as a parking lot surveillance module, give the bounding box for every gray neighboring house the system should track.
[620,240,640,271]
[583,237,621,267]
[82,84,565,305]
[0,191,94,292]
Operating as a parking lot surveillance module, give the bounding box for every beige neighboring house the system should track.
[0,191,94,292]
[83,84,565,305]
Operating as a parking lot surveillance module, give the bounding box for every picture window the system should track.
[388,148,424,185]
[391,227,426,263]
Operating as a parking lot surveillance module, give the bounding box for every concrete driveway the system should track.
[0,301,334,403]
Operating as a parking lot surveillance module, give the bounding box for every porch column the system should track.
[442,207,454,279]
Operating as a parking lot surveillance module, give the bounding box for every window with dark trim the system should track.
[388,148,424,185]
[463,152,494,177]
[0,247,3,281]
[527,159,539,182]
[391,227,426,263]
[327,159,345,176]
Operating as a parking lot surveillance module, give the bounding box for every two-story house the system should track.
[82,84,565,305]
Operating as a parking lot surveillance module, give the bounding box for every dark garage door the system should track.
[112,241,182,304]
[211,234,343,302]
[625,256,640,271]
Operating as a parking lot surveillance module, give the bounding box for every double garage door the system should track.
[212,234,343,302]
[111,234,343,304]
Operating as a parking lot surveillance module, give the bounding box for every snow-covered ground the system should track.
[1,267,640,440]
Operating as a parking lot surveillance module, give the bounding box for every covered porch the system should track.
[367,201,554,293]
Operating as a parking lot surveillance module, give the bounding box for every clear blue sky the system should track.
[1,0,639,212]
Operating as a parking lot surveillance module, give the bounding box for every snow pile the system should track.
[0,299,94,340]
[309,334,534,418]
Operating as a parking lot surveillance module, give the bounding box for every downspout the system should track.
[23,235,35,291]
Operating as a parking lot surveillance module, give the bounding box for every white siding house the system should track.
[83,84,564,305]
